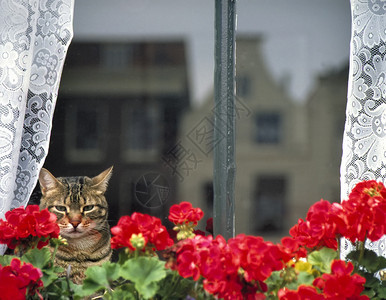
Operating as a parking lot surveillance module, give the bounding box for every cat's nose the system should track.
[70,221,80,228]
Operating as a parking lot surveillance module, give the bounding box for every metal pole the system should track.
[213,0,236,239]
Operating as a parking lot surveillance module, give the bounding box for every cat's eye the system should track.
[55,206,67,212]
[83,205,95,212]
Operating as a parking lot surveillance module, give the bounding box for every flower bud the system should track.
[130,233,146,250]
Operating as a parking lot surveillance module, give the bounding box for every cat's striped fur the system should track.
[39,167,113,284]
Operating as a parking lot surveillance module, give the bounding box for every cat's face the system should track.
[38,167,113,239]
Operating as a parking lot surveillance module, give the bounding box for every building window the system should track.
[121,100,161,162]
[255,112,282,144]
[203,181,214,209]
[254,175,286,233]
[65,101,108,163]
[101,44,133,70]
[236,75,251,98]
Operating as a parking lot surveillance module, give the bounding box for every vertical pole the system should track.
[213,0,236,239]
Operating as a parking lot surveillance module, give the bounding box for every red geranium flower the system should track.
[111,212,173,251]
[340,180,386,243]
[177,250,201,280]
[175,234,214,280]
[168,201,204,225]
[289,199,345,250]
[175,233,284,299]
[175,234,237,297]
[348,180,386,200]
[0,205,59,250]
[0,258,43,300]
[288,181,386,250]
[203,277,244,300]
[279,236,307,261]
[229,234,285,283]
[313,260,368,300]
[278,285,324,300]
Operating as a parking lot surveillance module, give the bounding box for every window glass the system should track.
[255,112,282,144]
[236,75,251,98]
[43,1,350,242]
[121,100,161,162]
[255,176,286,234]
[65,100,108,163]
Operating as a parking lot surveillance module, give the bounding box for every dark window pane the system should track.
[203,181,213,209]
[236,75,251,98]
[124,104,158,150]
[255,176,286,233]
[121,101,161,162]
[65,43,100,67]
[255,113,282,144]
[76,107,98,149]
[101,44,134,69]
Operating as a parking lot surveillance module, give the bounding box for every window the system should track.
[203,181,214,209]
[121,100,161,162]
[101,44,133,70]
[65,101,108,163]
[44,2,350,244]
[254,176,286,233]
[236,75,251,98]
[255,112,282,144]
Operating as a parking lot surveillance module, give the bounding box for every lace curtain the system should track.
[341,0,386,258]
[0,0,74,252]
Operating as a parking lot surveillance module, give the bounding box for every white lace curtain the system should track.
[340,0,386,258]
[0,0,74,226]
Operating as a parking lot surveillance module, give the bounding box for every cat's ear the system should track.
[39,168,62,195]
[91,166,113,194]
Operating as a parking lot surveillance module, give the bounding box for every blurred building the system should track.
[40,35,348,239]
[177,36,348,241]
[43,41,190,225]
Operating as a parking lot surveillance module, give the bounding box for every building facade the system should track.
[42,41,190,226]
[177,36,348,241]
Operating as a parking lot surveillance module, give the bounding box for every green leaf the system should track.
[358,249,378,272]
[107,284,137,300]
[378,257,386,271]
[103,261,120,282]
[76,262,121,298]
[361,289,376,298]
[377,283,386,298]
[361,271,382,289]
[265,270,285,294]
[22,247,51,269]
[120,256,167,299]
[347,249,386,273]
[307,247,338,273]
[81,265,110,295]
[157,271,196,299]
[0,254,17,266]
[297,271,315,285]
[41,277,79,300]
[41,268,61,287]
[117,250,130,265]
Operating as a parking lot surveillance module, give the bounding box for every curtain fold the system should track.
[341,0,386,258]
[0,0,74,252]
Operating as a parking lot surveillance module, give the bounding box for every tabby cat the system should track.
[39,167,113,284]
